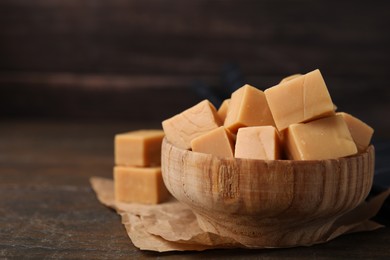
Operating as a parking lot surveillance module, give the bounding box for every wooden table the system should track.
[1,120,389,259]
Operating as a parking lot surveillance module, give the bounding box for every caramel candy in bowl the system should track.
[161,138,374,247]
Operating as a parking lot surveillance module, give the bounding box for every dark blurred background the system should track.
[1,0,389,137]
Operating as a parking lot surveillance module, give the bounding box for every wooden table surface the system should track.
[1,120,389,259]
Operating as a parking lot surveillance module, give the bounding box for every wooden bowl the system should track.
[161,138,375,247]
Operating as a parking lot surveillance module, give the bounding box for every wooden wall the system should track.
[1,0,389,136]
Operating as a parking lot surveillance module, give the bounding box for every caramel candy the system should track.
[217,99,230,122]
[191,126,235,158]
[224,84,275,133]
[265,69,335,131]
[115,130,164,167]
[114,166,169,204]
[235,126,281,160]
[284,115,357,160]
[162,100,221,150]
[338,112,374,152]
[280,74,302,83]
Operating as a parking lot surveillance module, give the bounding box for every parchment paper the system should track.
[90,177,390,252]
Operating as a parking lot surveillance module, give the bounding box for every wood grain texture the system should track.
[0,0,389,76]
[162,138,375,247]
[0,0,389,135]
[0,120,389,258]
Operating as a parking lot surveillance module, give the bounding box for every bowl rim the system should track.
[162,137,374,165]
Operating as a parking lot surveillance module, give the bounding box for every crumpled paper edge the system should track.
[90,177,390,252]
